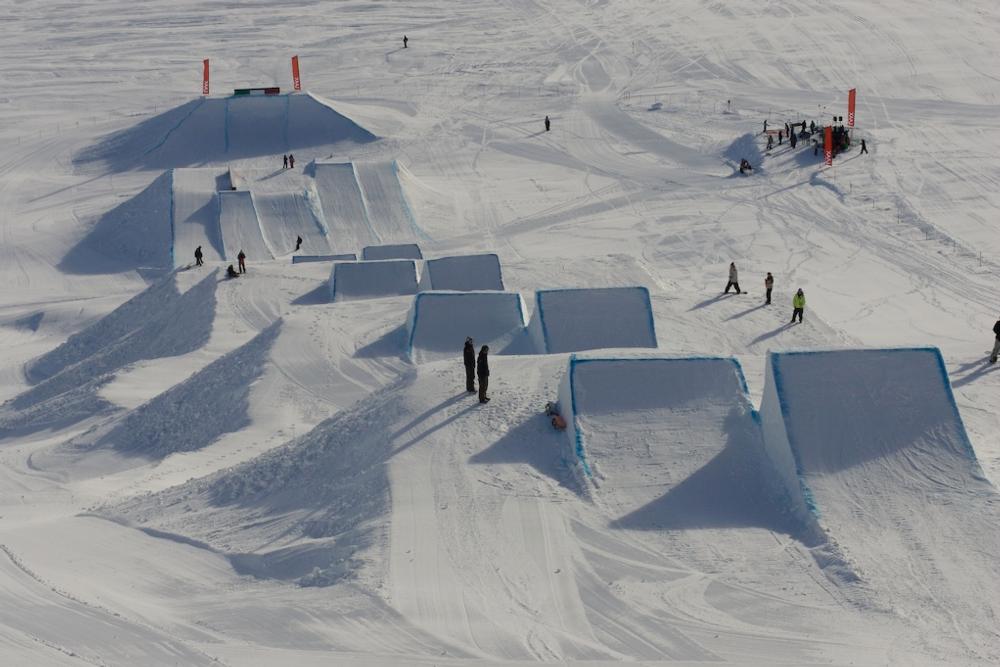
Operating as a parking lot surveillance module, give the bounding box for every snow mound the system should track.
[361,243,423,261]
[355,161,425,242]
[760,348,1000,649]
[291,253,357,264]
[329,260,418,301]
[406,291,527,362]
[312,162,378,251]
[218,190,273,262]
[74,93,378,171]
[529,287,657,353]
[419,253,504,291]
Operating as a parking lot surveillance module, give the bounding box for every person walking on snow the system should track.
[403,35,408,48]
[295,235,303,251]
[860,139,869,155]
[544,115,551,132]
[283,154,288,169]
[990,317,1000,363]
[477,345,490,403]
[724,262,741,294]
[764,272,774,305]
[288,154,295,169]
[194,245,203,267]
[791,289,805,323]
[237,250,246,274]
[463,337,476,392]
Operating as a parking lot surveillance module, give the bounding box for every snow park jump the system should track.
[361,243,423,261]
[529,287,657,354]
[419,253,504,291]
[406,291,527,362]
[329,259,419,301]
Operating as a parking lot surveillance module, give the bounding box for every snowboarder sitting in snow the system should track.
[739,159,753,175]
[990,316,1000,364]
[226,264,239,279]
[791,289,805,323]
[463,337,476,393]
[725,262,741,294]
[477,345,490,404]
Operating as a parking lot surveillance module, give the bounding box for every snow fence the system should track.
[292,253,357,264]
[529,287,657,354]
[362,243,423,261]
[405,291,527,363]
[418,253,504,291]
[329,260,419,302]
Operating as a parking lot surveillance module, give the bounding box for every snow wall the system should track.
[758,347,981,523]
[291,253,357,264]
[329,260,419,302]
[529,287,657,354]
[362,243,423,261]
[405,291,527,363]
[557,356,759,491]
[418,253,504,291]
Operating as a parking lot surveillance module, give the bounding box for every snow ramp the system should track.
[529,287,657,354]
[312,162,379,250]
[291,253,356,264]
[405,291,527,362]
[329,260,418,302]
[361,243,423,261]
[171,168,227,266]
[419,253,504,291]
[230,168,329,255]
[760,348,1000,652]
[218,190,273,262]
[355,161,424,242]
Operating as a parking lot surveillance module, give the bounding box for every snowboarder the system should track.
[477,345,490,403]
[194,245,203,267]
[791,288,805,323]
[288,154,295,169]
[237,250,246,274]
[226,264,239,279]
[767,135,774,151]
[403,35,408,48]
[463,337,476,392]
[739,158,752,175]
[990,317,1000,364]
[860,139,869,155]
[295,235,303,251]
[544,115,550,132]
[764,272,774,305]
[725,262,741,294]
[283,154,288,169]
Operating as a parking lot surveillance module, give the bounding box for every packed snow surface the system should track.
[2,0,1000,664]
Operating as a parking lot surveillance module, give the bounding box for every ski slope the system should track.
[170,168,226,266]
[355,161,424,243]
[217,190,273,263]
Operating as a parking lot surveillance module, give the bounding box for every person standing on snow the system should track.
[194,245,203,267]
[544,115,551,132]
[403,35,408,48]
[764,272,774,305]
[990,317,1000,363]
[283,154,288,169]
[767,135,774,151]
[725,262,741,294]
[237,250,246,274]
[295,235,303,251]
[791,288,805,323]
[288,154,295,169]
[477,345,490,403]
[463,337,476,392]
[860,139,869,155]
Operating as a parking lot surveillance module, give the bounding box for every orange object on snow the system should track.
[551,415,567,430]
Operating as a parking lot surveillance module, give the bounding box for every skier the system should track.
[544,115,550,132]
[226,264,239,279]
[860,139,869,155]
[463,337,476,392]
[194,245,203,267]
[725,262,741,294]
[295,235,303,251]
[477,345,490,403]
[764,272,774,305]
[283,154,288,169]
[767,135,774,151]
[990,317,1000,364]
[288,154,295,169]
[403,35,408,48]
[791,288,805,323]
[237,250,246,274]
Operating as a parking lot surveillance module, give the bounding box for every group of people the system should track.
[225,250,247,278]
[282,153,296,169]
[463,338,490,403]
[726,263,806,324]
[753,118,870,165]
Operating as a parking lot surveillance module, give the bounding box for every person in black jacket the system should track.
[295,235,303,251]
[237,250,246,274]
[990,317,1000,363]
[226,264,239,279]
[463,337,476,392]
[477,345,490,403]
[194,245,203,266]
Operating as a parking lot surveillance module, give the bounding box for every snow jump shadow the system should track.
[688,292,735,311]
[749,321,794,346]
[355,325,407,359]
[725,303,767,320]
[291,281,331,306]
[950,359,1000,388]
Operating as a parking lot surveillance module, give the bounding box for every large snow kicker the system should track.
[354,161,423,242]
[361,243,423,261]
[760,348,1000,652]
[171,168,227,266]
[217,190,273,262]
[405,291,527,362]
[329,260,419,301]
[419,253,504,291]
[291,253,357,264]
[312,161,379,250]
[529,287,657,353]
[230,168,330,255]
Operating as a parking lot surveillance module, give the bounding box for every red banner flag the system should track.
[202,59,210,96]
[847,88,856,127]
[824,126,833,166]
[292,55,301,91]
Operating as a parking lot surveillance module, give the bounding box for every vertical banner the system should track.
[824,126,833,166]
[847,88,856,127]
[292,55,301,91]
[202,59,210,96]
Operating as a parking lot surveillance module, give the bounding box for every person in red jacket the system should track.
[237,250,246,274]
